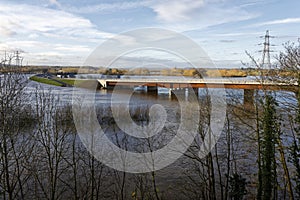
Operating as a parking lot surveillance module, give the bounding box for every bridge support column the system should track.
[244,89,254,108]
[168,88,174,100]
[147,86,158,94]
[169,88,187,101]
[187,88,199,101]
[106,85,115,90]
[188,88,198,96]
[174,88,186,95]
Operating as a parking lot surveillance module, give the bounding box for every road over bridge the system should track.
[98,77,298,91]
[97,77,299,106]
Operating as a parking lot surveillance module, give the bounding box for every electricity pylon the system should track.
[259,30,275,69]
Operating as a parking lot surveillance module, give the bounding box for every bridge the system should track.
[97,77,299,106]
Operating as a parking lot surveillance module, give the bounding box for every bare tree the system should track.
[29,88,71,199]
[276,40,300,199]
[0,53,33,200]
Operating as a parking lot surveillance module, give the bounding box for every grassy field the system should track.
[54,78,76,86]
[29,76,64,87]
[30,75,99,88]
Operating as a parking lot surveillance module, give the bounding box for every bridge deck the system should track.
[98,78,298,91]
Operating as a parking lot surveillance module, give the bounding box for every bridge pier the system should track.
[188,88,199,96]
[106,85,115,90]
[147,86,158,94]
[169,88,187,101]
[168,89,175,100]
[244,89,254,108]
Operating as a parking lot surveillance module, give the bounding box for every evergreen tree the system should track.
[261,94,278,200]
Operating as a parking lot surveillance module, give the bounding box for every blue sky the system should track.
[0,0,300,68]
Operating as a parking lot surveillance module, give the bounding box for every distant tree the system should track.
[277,41,300,75]
[42,68,48,74]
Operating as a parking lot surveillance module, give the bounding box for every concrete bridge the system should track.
[97,77,298,106]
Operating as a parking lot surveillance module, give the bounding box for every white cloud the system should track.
[49,0,60,7]
[212,32,261,37]
[28,33,39,39]
[0,40,47,53]
[0,3,112,39]
[27,51,85,66]
[151,0,205,22]
[0,2,114,65]
[54,44,91,53]
[148,0,258,31]
[253,18,300,27]
[0,1,264,66]
[3,41,91,54]
[0,19,18,36]
[67,1,148,13]
[64,0,257,31]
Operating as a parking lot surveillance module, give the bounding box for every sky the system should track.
[0,0,300,68]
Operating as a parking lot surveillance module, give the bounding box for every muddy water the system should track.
[24,76,297,199]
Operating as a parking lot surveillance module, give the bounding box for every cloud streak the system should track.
[253,17,300,27]
[67,1,148,14]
